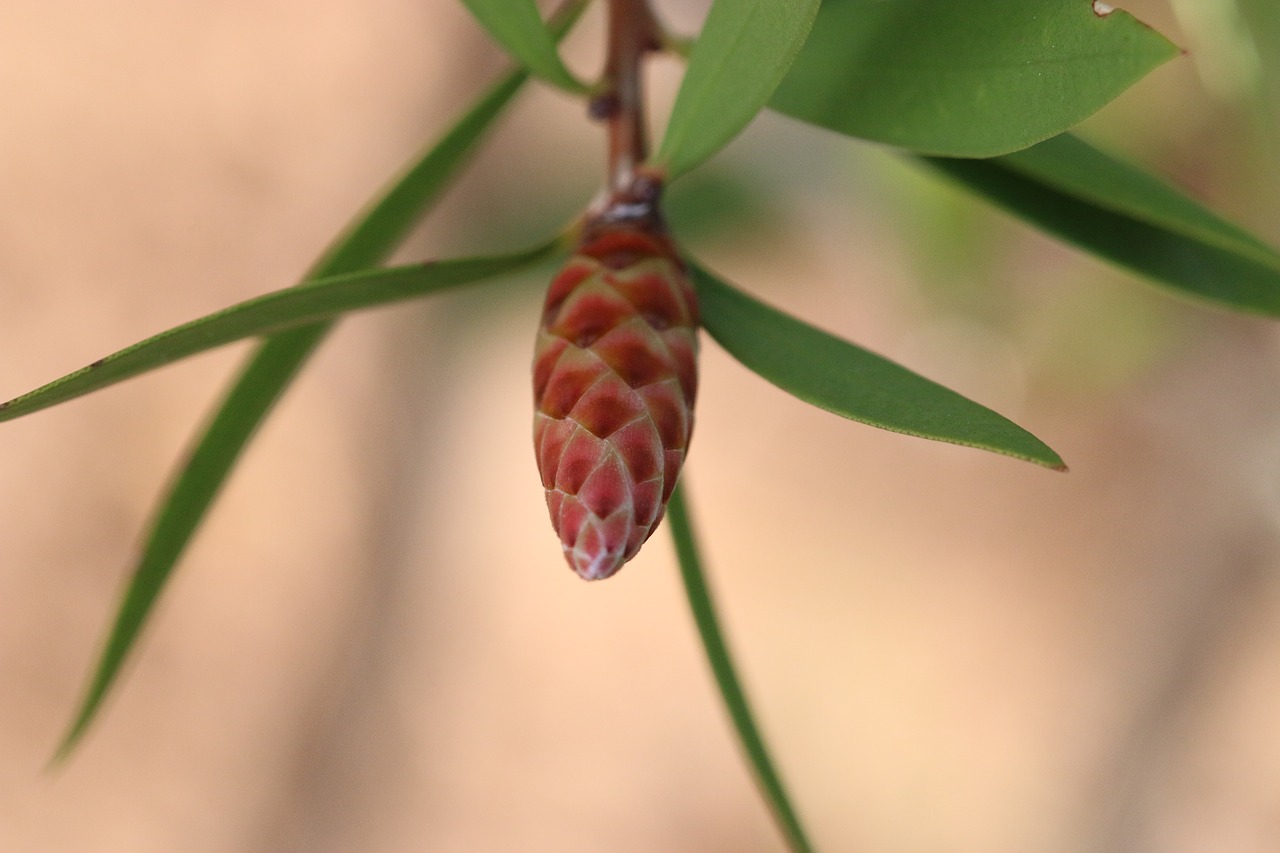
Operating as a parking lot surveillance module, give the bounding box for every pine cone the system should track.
[533,225,698,580]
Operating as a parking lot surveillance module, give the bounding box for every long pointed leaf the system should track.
[922,133,1280,315]
[667,485,815,853]
[459,0,588,92]
[45,0,592,758]
[50,328,321,763]
[47,244,559,759]
[4,246,563,427]
[654,0,821,179]
[691,261,1065,469]
[770,0,1180,157]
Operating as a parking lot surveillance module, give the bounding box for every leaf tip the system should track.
[1030,447,1069,472]
[45,729,83,773]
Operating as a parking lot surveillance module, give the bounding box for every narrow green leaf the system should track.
[667,485,815,853]
[691,261,1065,469]
[654,0,821,179]
[4,245,562,428]
[997,133,1280,262]
[770,0,1181,157]
[47,245,559,760]
[921,133,1280,315]
[50,328,321,764]
[459,0,588,93]
[42,1,594,758]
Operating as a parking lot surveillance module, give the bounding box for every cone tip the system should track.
[564,541,627,581]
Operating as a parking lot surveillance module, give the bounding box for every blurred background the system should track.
[2,0,1280,850]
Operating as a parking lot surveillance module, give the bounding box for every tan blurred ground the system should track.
[2,1,1280,851]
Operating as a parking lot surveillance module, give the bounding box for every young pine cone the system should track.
[532,224,698,580]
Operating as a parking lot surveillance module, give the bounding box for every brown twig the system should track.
[587,0,665,229]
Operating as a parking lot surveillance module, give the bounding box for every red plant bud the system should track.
[533,224,698,580]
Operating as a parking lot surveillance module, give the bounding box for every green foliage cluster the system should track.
[7,1,1280,849]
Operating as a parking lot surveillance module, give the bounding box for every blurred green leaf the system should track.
[41,0,594,756]
[664,167,779,244]
[45,244,560,761]
[667,485,814,853]
[923,133,1280,315]
[691,261,1066,468]
[655,0,821,179]
[459,0,588,92]
[1239,0,1280,108]
[770,0,1180,156]
[4,244,562,429]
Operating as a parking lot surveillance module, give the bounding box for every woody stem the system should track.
[597,0,661,196]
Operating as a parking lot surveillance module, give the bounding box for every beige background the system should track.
[3,1,1280,850]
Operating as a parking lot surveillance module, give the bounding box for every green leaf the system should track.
[654,0,821,179]
[49,328,321,764]
[459,0,587,93]
[922,133,1280,315]
[667,485,815,853]
[691,261,1065,469]
[4,245,561,429]
[769,0,1181,157]
[41,10,589,757]
[1240,0,1280,109]
[45,245,560,760]
[49,0,592,762]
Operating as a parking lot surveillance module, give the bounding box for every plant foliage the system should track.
[770,0,1181,156]
[7,1,1280,850]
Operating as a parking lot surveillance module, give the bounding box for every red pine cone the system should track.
[533,225,699,580]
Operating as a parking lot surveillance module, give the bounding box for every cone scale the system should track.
[533,217,698,580]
